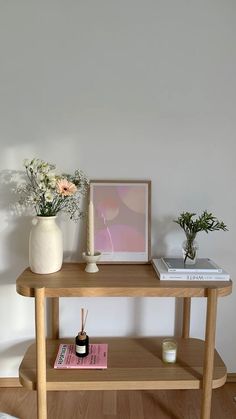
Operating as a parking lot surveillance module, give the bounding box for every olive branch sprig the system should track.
[174,211,228,236]
[174,211,228,264]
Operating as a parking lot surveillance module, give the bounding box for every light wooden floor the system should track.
[1,385,236,419]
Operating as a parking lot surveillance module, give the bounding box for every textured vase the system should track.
[29,216,63,274]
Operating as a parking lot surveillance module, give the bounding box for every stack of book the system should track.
[152,257,230,281]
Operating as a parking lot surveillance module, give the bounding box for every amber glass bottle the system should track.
[75,332,89,357]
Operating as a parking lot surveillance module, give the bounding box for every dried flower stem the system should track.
[16,158,89,221]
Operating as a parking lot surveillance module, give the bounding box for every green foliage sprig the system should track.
[174,211,228,263]
[174,211,228,236]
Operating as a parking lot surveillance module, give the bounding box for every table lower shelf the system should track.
[19,337,227,392]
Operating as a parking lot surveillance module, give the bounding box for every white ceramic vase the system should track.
[29,216,63,274]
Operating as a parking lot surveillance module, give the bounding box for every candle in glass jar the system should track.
[88,201,94,256]
[162,338,177,363]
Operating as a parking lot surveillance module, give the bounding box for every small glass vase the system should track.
[182,235,198,265]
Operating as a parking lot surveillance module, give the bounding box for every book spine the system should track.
[167,268,222,273]
[159,273,230,281]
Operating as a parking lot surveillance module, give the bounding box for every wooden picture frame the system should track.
[89,180,151,263]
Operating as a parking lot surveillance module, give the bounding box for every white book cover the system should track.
[152,259,230,281]
[161,257,222,273]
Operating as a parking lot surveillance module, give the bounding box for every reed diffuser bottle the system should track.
[75,308,89,357]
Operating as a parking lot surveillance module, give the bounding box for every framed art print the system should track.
[90,180,151,263]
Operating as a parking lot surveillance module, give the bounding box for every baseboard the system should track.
[226,373,236,383]
[0,378,21,387]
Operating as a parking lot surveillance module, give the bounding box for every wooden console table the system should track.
[16,263,232,419]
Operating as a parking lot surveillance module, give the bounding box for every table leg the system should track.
[182,297,191,338]
[201,288,217,419]
[51,297,59,339]
[35,287,47,419]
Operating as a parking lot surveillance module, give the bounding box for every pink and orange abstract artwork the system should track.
[90,181,150,262]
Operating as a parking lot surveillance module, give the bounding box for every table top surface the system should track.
[16,263,232,298]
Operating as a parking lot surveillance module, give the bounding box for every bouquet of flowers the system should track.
[17,158,89,220]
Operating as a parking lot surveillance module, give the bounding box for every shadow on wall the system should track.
[61,211,87,262]
[152,214,180,258]
[0,170,30,285]
[0,169,88,278]
[0,339,34,376]
[128,298,184,338]
[0,339,34,360]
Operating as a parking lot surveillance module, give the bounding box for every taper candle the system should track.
[88,201,94,256]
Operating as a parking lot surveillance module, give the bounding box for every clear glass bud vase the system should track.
[182,234,198,265]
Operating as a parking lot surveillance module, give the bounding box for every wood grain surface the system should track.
[1,384,236,419]
[16,263,232,298]
[19,337,226,392]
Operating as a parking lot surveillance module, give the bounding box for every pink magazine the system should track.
[54,343,108,369]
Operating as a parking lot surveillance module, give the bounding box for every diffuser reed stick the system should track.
[81,308,88,335]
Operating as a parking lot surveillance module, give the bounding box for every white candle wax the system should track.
[88,201,94,256]
[162,339,177,363]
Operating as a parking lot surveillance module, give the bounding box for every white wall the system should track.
[0,0,235,376]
